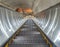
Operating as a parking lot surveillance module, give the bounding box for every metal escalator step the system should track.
[9,44,49,47]
[9,19,49,47]
[12,40,46,44]
[20,28,38,31]
[14,36,44,41]
[18,31,40,35]
[15,34,43,39]
[12,35,46,44]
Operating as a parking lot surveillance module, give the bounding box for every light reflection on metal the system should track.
[43,10,51,30]
[47,8,58,35]
[54,32,60,42]
[0,20,9,38]
[0,6,28,47]
[51,21,58,38]
[33,4,60,47]
[5,10,13,32]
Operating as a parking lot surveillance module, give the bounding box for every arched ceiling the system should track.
[0,0,60,14]
[1,0,35,9]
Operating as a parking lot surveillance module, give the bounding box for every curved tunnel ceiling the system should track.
[1,0,60,14]
[1,0,34,9]
[0,0,41,14]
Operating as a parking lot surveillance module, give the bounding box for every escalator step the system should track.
[9,19,49,47]
[9,44,49,47]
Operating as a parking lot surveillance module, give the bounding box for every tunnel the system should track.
[0,0,60,47]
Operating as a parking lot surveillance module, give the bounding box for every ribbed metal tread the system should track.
[9,19,49,47]
[9,44,49,47]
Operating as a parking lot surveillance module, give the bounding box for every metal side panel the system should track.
[33,4,60,47]
[0,6,28,47]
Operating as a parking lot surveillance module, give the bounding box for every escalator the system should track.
[0,2,60,47]
[9,19,49,47]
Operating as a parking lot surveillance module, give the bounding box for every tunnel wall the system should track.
[33,3,60,47]
[0,6,28,47]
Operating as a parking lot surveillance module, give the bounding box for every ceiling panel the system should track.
[1,0,34,9]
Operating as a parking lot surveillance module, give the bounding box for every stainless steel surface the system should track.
[9,19,49,47]
[32,4,60,47]
[0,6,27,46]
